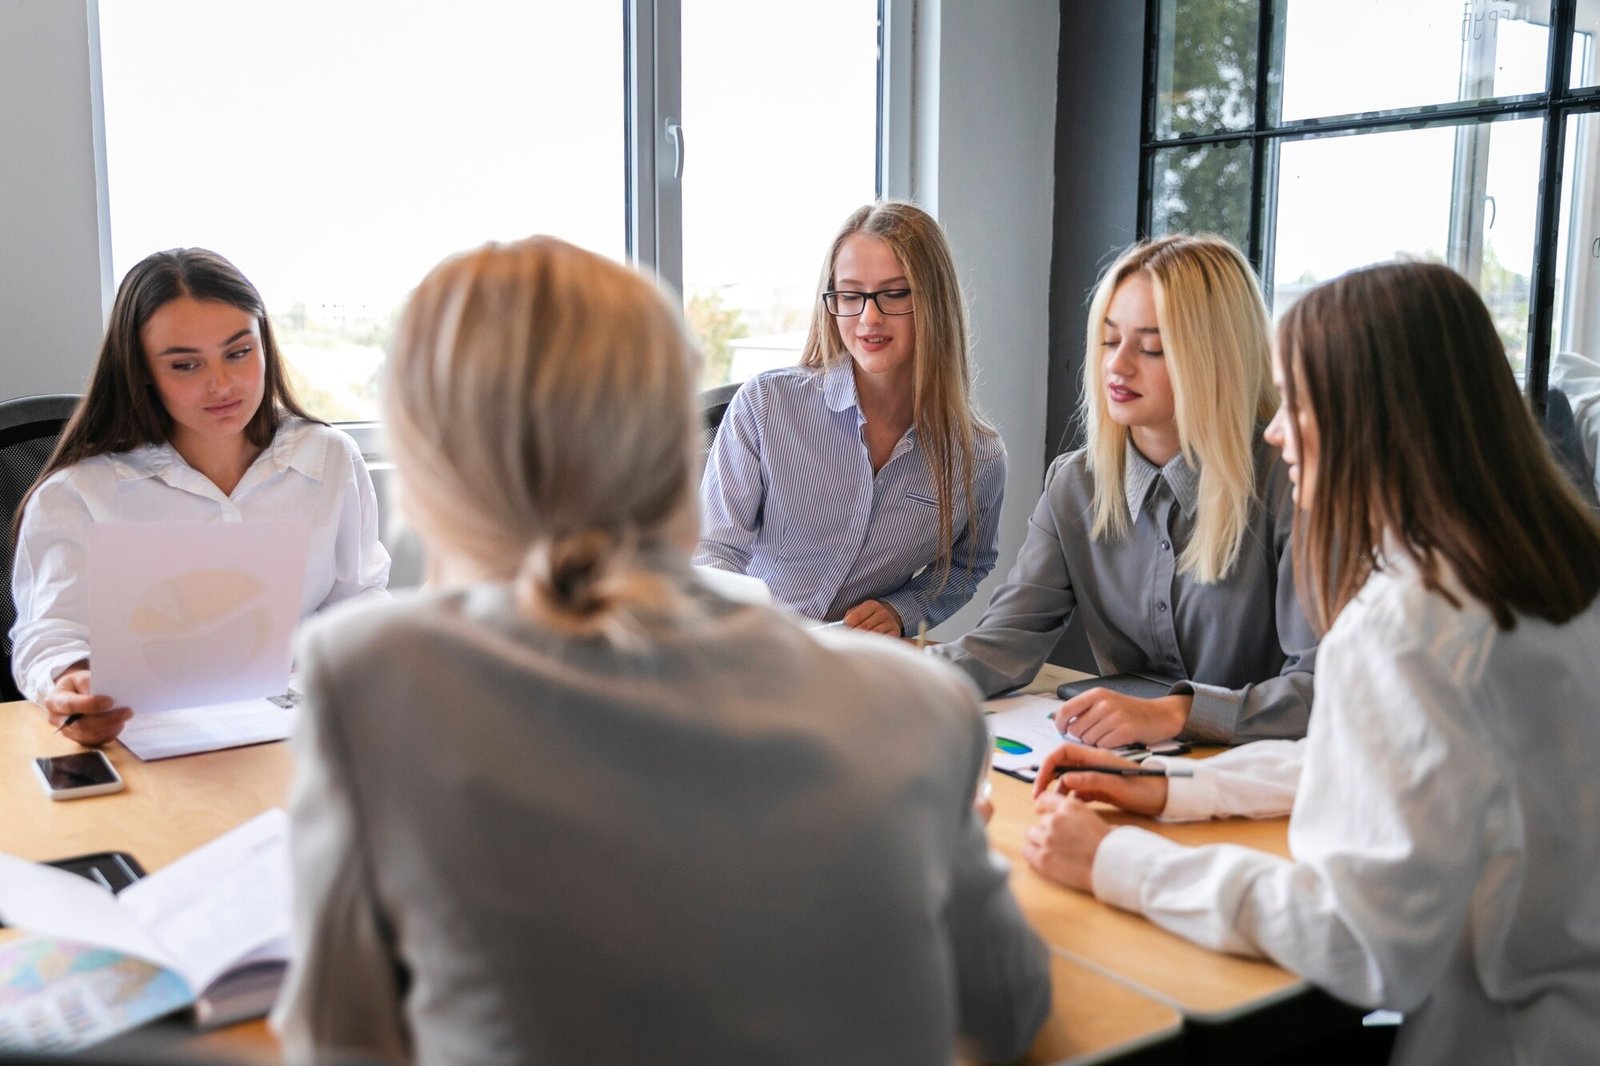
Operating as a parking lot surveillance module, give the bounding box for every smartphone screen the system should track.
[35,752,120,790]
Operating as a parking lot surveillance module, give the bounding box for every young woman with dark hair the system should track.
[1024,260,1600,1065]
[9,248,389,744]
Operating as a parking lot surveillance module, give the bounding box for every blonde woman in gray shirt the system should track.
[935,235,1317,746]
[273,236,1050,1065]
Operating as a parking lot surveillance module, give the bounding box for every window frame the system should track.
[1138,0,1600,412]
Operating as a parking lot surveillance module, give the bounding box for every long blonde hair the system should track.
[799,201,998,590]
[1081,235,1276,583]
[384,236,702,640]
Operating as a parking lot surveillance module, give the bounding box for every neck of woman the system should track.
[1130,422,1181,468]
[852,362,916,436]
[170,429,266,497]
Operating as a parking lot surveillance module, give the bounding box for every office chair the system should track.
[1545,386,1599,510]
[699,381,742,463]
[0,393,80,702]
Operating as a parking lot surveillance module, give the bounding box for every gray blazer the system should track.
[273,575,1050,1065]
[935,438,1318,743]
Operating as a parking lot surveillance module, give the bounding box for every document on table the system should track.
[84,521,306,758]
[981,694,1080,780]
[116,694,299,761]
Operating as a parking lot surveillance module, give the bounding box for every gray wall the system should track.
[911,0,1060,639]
[0,0,110,397]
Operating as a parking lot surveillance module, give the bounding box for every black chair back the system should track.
[1546,387,1599,510]
[699,381,742,464]
[0,393,80,702]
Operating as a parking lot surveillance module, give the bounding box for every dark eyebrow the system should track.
[153,328,254,358]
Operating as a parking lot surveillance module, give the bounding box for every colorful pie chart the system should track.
[994,736,1032,755]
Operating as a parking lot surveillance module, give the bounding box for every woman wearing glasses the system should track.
[931,235,1317,747]
[695,201,1004,634]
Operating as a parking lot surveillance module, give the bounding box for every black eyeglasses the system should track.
[822,288,915,316]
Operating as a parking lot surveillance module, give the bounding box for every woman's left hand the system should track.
[1054,691,1192,747]
[842,599,903,635]
[1023,792,1112,891]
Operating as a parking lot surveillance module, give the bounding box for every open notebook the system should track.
[0,809,290,1051]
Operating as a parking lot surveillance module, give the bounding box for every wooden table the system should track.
[998,667,1363,1063]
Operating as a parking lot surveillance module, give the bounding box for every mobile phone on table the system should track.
[32,751,125,800]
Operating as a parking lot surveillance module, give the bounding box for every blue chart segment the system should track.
[994,736,1032,755]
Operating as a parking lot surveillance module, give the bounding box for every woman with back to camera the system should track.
[9,248,390,745]
[273,236,1050,1065]
[695,200,1005,635]
[932,235,1318,747]
[1026,261,1600,1065]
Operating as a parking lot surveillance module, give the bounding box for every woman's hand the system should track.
[842,599,903,636]
[1054,690,1191,747]
[1032,743,1169,815]
[1023,792,1113,892]
[42,665,131,747]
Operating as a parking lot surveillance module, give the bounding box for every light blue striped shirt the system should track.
[694,362,1006,629]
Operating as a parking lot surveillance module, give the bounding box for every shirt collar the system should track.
[821,359,860,414]
[106,417,326,484]
[1123,439,1199,519]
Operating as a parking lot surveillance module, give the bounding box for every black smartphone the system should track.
[32,751,125,800]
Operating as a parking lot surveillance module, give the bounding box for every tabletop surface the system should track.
[1,655,1305,1061]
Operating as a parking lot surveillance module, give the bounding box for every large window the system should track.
[1143,0,1600,402]
[97,1,884,420]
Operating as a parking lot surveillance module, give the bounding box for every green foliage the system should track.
[687,289,746,388]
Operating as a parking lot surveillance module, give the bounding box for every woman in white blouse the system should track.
[1024,261,1600,1065]
[9,248,389,745]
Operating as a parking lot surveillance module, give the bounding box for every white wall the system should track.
[0,0,109,397]
[906,0,1059,638]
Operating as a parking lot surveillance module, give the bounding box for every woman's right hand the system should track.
[1031,743,1169,816]
[42,665,131,747]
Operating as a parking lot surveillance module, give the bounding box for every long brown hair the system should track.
[799,201,998,592]
[1081,235,1277,583]
[15,248,316,539]
[1279,260,1600,631]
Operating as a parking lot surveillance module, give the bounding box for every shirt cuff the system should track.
[878,588,924,635]
[1091,824,1184,912]
[1173,680,1241,743]
[24,649,89,705]
[1144,756,1221,822]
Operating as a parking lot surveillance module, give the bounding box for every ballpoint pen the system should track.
[53,713,83,735]
[1051,763,1194,778]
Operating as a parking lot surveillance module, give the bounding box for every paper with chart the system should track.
[87,522,308,715]
[982,693,1082,779]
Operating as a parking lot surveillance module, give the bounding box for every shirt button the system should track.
[1159,540,1171,551]
[1167,654,1178,664]
[1157,601,1168,613]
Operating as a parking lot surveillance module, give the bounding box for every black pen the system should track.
[1052,764,1194,778]
[53,713,84,735]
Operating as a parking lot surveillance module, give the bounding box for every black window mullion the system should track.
[1526,0,1581,412]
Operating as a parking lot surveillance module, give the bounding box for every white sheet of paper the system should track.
[87,522,308,713]
[982,693,1080,777]
[0,854,168,967]
[691,565,772,606]
[116,697,297,761]
[118,809,291,995]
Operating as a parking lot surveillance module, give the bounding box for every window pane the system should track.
[1149,141,1254,250]
[1271,117,1542,374]
[681,1,877,389]
[1575,0,1600,89]
[1276,0,1551,123]
[1555,111,1600,362]
[1152,0,1260,138]
[99,1,625,422]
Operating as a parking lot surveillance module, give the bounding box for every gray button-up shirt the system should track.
[933,437,1317,743]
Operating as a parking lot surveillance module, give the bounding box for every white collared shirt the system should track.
[1094,549,1600,1065]
[9,418,391,703]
